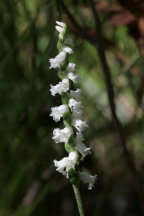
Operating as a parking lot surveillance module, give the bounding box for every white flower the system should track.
[54,151,78,177]
[76,142,91,158]
[50,78,69,96]
[70,89,81,101]
[75,133,91,158]
[72,119,88,132]
[66,63,79,83]
[49,58,60,69]
[49,51,66,69]
[67,72,79,83]
[56,51,66,61]
[52,126,73,143]
[49,49,73,69]
[79,172,97,190]
[69,98,83,113]
[55,25,63,35]
[50,104,68,122]
[75,132,84,142]
[67,63,76,72]
[69,98,83,119]
[63,47,73,54]
[56,21,66,28]
[55,21,66,39]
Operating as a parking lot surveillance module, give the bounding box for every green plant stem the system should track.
[72,184,85,216]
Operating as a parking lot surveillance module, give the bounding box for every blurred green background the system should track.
[1,0,144,215]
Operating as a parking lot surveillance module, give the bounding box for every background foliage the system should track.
[1,0,144,215]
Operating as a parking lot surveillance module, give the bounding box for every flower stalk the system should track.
[49,21,96,216]
[72,184,85,216]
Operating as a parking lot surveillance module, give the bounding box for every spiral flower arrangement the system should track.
[49,21,96,215]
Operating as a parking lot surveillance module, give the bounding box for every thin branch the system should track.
[87,0,144,186]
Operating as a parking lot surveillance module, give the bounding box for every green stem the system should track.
[72,183,85,216]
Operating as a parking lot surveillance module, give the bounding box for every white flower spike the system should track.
[49,21,97,193]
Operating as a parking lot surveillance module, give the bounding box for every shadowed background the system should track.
[1,0,144,215]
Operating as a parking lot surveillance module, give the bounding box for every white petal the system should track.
[69,98,83,113]
[55,21,66,39]
[50,104,68,122]
[75,132,85,142]
[49,58,60,69]
[70,89,81,101]
[52,127,73,143]
[63,47,73,54]
[67,63,76,72]
[76,142,91,159]
[56,51,66,62]
[55,26,63,33]
[72,119,88,132]
[69,98,83,120]
[79,172,97,190]
[54,157,68,175]
[68,151,78,162]
[49,51,66,69]
[58,104,68,115]
[54,151,78,177]
[56,21,66,28]
[50,79,69,96]
[67,73,79,83]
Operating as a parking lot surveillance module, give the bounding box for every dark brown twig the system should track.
[87,0,144,185]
